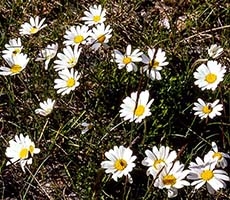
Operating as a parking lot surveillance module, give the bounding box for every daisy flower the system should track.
[0,53,29,76]
[54,68,80,96]
[187,156,230,194]
[204,142,230,169]
[193,98,223,119]
[5,134,40,172]
[154,161,190,198]
[87,23,112,51]
[54,45,82,71]
[141,48,169,80]
[208,44,223,59]
[159,17,170,30]
[63,25,91,47]
[82,4,106,26]
[35,98,55,116]
[35,43,58,70]
[119,90,154,123]
[112,44,143,72]
[193,60,226,91]
[19,16,47,35]
[81,122,94,134]
[142,145,177,178]
[2,38,23,56]
[101,145,136,183]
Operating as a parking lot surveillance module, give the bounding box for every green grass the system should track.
[0,0,229,199]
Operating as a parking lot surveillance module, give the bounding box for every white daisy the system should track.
[87,23,112,51]
[19,16,47,35]
[141,48,169,80]
[193,60,226,91]
[119,90,154,123]
[187,156,230,194]
[81,4,106,26]
[204,142,230,169]
[101,145,136,183]
[0,53,29,76]
[54,45,81,71]
[142,145,177,178]
[35,43,58,70]
[35,98,55,116]
[208,44,223,59]
[2,38,23,57]
[81,122,93,134]
[159,17,170,30]
[54,68,80,96]
[5,134,40,172]
[154,161,190,198]
[112,44,143,72]
[63,25,91,47]
[193,98,223,119]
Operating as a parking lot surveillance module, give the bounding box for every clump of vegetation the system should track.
[0,0,229,199]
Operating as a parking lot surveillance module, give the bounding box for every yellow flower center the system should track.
[163,175,176,186]
[202,105,212,114]
[74,35,84,43]
[29,145,34,154]
[153,159,165,170]
[114,159,127,171]
[68,57,76,67]
[10,64,22,74]
[19,148,28,159]
[45,55,52,60]
[66,78,75,87]
[201,170,214,181]
[123,57,132,65]
[205,73,217,83]
[212,152,222,160]
[93,15,101,22]
[97,34,106,43]
[13,48,21,55]
[30,27,38,34]
[150,60,159,69]
[88,124,93,130]
[134,105,145,116]
[45,108,52,115]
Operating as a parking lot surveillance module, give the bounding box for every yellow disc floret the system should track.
[29,145,34,155]
[205,73,217,83]
[93,15,101,22]
[10,64,22,74]
[66,78,75,87]
[68,58,76,67]
[19,148,28,159]
[134,105,145,116]
[123,57,132,65]
[201,170,214,181]
[163,175,177,186]
[153,159,165,170]
[114,159,127,171]
[13,48,21,55]
[202,105,212,114]
[97,34,106,43]
[74,35,84,43]
[212,152,223,160]
[150,60,159,69]
[30,27,38,34]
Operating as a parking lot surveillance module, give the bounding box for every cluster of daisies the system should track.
[101,143,230,198]
[2,5,111,172]
[192,44,226,120]
[1,3,229,198]
[111,45,168,123]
